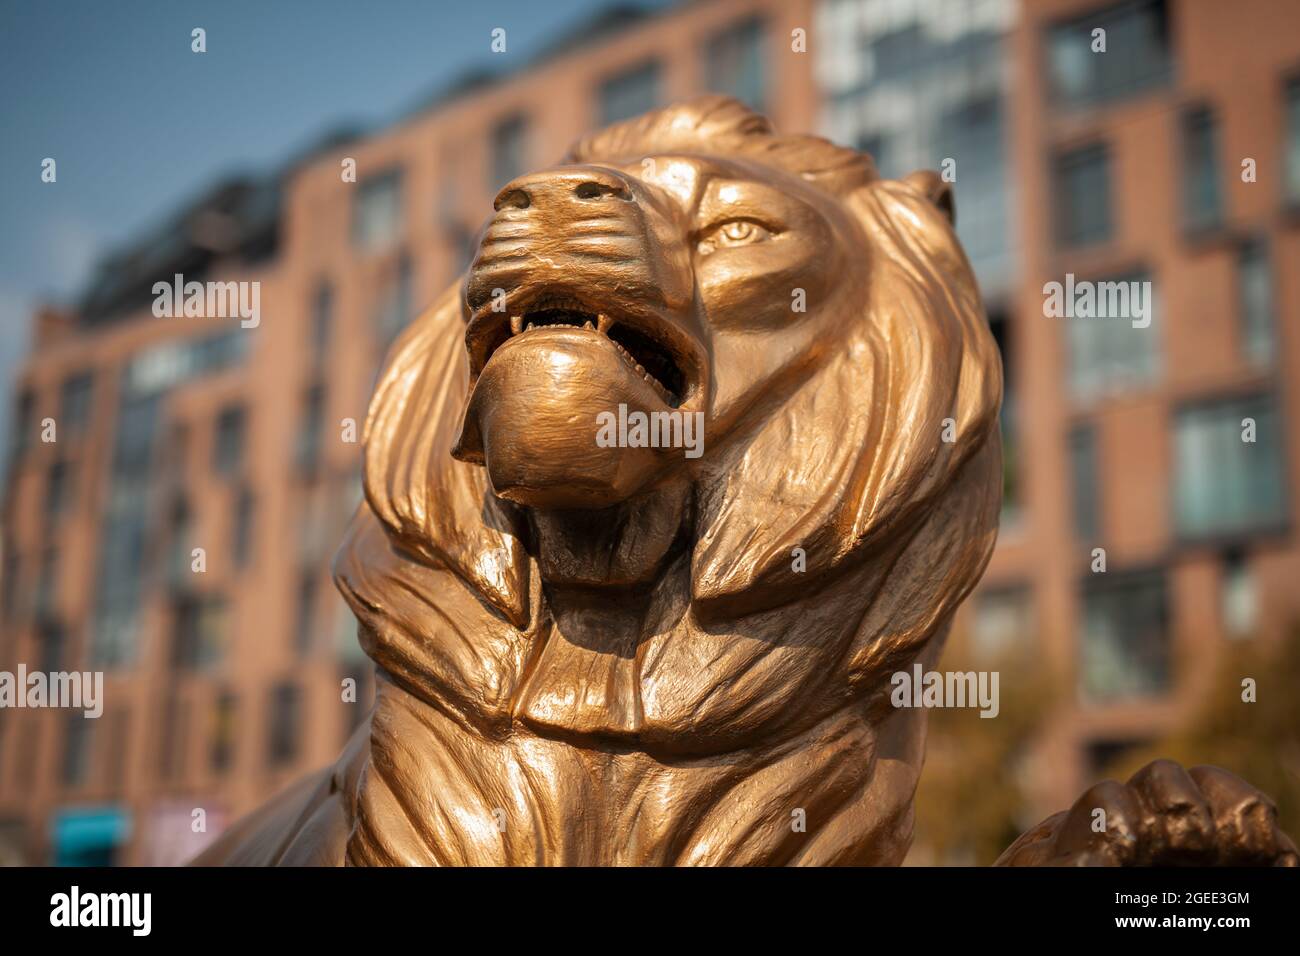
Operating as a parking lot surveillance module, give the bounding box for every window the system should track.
[341,662,372,740]
[295,384,326,476]
[705,18,765,111]
[232,486,255,569]
[295,571,319,657]
[165,496,192,589]
[989,314,1020,527]
[445,221,479,275]
[7,388,34,467]
[377,253,413,349]
[171,594,229,671]
[103,707,129,793]
[211,691,237,773]
[1054,143,1112,247]
[1174,394,1287,540]
[1066,270,1159,399]
[1080,569,1170,701]
[212,405,246,477]
[35,549,58,621]
[971,586,1032,659]
[599,61,660,126]
[1220,550,1258,639]
[1,549,20,625]
[61,715,93,789]
[158,693,189,780]
[1285,75,1300,206]
[268,683,302,766]
[59,372,94,435]
[1069,425,1101,542]
[1238,239,1274,365]
[37,619,64,672]
[311,282,333,366]
[45,459,73,523]
[1181,106,1223,232]
[352,169,403,252]
[1047,0,1172,108]
[491,114,529,190]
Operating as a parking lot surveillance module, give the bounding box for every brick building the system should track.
[2,0,1298,864]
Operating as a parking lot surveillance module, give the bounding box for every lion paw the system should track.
[995,760,1299,867]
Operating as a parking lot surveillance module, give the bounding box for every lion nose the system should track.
[493,167,634,211]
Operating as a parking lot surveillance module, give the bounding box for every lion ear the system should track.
[902,169,955,225]
[357,283,531,629]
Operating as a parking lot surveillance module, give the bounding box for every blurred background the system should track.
[1,0,1298,865]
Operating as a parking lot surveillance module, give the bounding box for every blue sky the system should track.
[0,0,674,448]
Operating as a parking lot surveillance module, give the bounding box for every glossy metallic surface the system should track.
[194,97,1294,867]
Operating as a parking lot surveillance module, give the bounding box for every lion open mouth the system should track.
[472,295,693,409]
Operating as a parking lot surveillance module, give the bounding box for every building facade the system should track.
[3,0,1299,864]
[0,0,815,866]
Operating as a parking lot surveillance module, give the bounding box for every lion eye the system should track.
[697,219,772,255]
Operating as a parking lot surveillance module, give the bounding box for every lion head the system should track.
[333,98,1001,862]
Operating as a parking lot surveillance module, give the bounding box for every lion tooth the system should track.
[597,314,612,334]
[584,320,594,331]
[510,315,523,335]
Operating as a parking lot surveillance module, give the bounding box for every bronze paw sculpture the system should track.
[194,97,1292,867]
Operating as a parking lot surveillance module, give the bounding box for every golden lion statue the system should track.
[196,97,1296,866]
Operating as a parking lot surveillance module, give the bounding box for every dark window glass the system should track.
[1054,143,1112,247]
[268,683,302,766]
[91,391,160,667]
[61,714,93,788]
[1047,0,1172,108]
[989,314,1020,527]
[599,61,660,126]
[971,585,1032,658]
[1182,106,1223,232]
[104,707,129,793]
[353,169,403,252]
[377,253,414,350]
[165,496,192,590]
[171,594,228,671]
[296,384,326,476]
[212,405,246,477]
[706,18,765,111]
[7,389,35,467]
[1174,394,1287,540]
[45,459,73,522]
[342,662,373,741]
[1238,239,1274,365]
[35,549,58,621]
[211,691,237,773]
[490,115,529,190]
[37,619,64,672]
[1066,270,1160,399]
[1285,76,1300,205]
[158,693,189,781]
[1,549,20,625]
[232,486,255,569]
[295,571,319,657]
[59,372,94,434]
[1070,425,1100,542]
[1080,569,1170,700]
[311,282,333,366]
